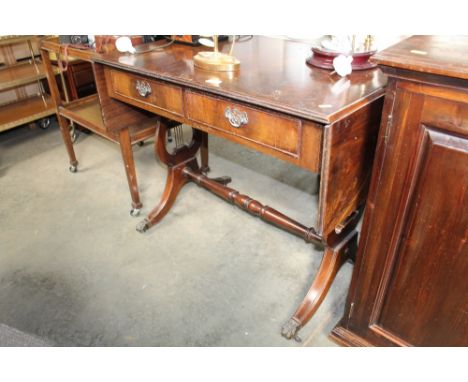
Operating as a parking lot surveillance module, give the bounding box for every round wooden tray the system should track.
[306,47,377,71]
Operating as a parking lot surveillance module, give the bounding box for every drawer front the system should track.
[185,91,301,157]
[107,69,184,117]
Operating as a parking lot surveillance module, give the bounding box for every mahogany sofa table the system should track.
[95,36,386,340]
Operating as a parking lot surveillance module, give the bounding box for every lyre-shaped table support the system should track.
[137,122,358,341]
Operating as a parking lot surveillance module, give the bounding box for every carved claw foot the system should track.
[281,318,302,342]
[136,218,150,233]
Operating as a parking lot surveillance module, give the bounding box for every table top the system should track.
[94,36,386,124]
[372,35,468,80]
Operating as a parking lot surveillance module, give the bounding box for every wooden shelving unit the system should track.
[0,60,59,92]
[0,35,36,46]
[0,94,54,131]
[0,35,56,133]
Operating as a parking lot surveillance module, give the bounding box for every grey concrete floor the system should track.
[0,121,353,346]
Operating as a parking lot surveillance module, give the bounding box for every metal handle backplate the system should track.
[224,106,248,128]
[135,80,152,98]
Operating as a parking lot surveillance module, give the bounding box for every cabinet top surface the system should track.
[0,35,38,46]
[372,35,468,80]
[92,36,386,123]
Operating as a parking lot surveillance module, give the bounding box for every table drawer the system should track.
[106,68,184,117]
[185,91,301,157]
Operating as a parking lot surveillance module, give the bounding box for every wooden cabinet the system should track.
[61,60,96,100]
[331,36,468,346]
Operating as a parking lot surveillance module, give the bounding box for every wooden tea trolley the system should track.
[40,37,160,216]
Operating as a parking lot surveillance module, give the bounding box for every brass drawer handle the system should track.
[224,106,248,128]
[135,80,152,98]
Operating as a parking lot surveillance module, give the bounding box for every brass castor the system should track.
[38,118,51,129]
[130,208,141,217]
[136,218,150,233]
